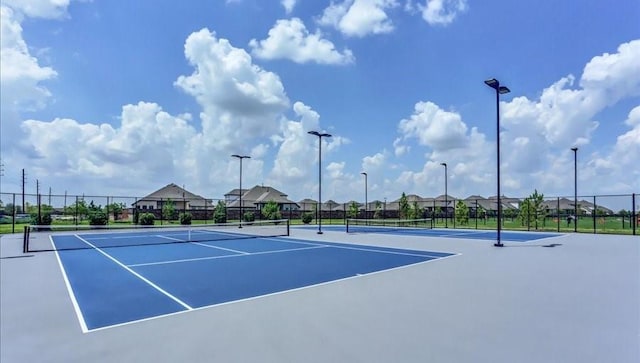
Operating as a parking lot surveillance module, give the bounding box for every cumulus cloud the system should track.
[500,39,640,181]
[418,0,468,26]
[397,101,468,150]
[318,0,398,37]
[0,5,59,158]
[249,18,354,65]
[19,102,202,192]
[175,29,290,151]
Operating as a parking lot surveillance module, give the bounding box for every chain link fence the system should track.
[1,192,637,235]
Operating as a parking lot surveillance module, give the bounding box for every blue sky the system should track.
[1,0,639,208]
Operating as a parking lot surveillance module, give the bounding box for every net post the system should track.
[286,219,290,236]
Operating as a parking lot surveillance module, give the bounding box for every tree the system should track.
[262,201,281,220]
[455,200,469,225]
[106,202,125,221]
[518,190,546,229]
[4,203,22,215]
[162,199,177,221]
[408,201,422,219]
[398,193,409,219]
[65,199,89,221]
[347,202,359,219]
[373,201,383,219]
[214,200,227,223]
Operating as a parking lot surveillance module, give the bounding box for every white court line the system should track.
[128,245,329,267]
[51,236,89,333]
[73,234,193,311]
[156,235,250,255]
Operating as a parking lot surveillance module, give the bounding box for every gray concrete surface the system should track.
[1,228,638,362]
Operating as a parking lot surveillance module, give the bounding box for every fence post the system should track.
[593,196,597,234]
[556,197,560,232]
[633,193,637,236]
[12,193,16,234]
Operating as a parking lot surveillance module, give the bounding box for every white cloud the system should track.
[175,29,290,151]
[2,0,72,19]
[281,0,296,14]
[419,0,467,26]
[398,101,468,150]
[318,0,398,37]
[249,18,354,65]
[499,40,640,180]
[19,102,202,192]
[0,5,59,160]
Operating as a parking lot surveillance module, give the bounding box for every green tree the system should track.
[4,203,22,215]
[408,201,422,219]
[518,190,546,229]
[162,199,178,221]
[398,193,410,219]
[347,202,359,219]
[65,199,89,221]
[214,200,227,223]
[455,200,469,225]
[106,202,125,221]
[373,201,383,219]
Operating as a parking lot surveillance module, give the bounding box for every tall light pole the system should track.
[571,147,578,233]
[361,172,368,220]
[231,154,250,228]
[308,131,332,234]
[440,163,448,228]
[485,78,510,247]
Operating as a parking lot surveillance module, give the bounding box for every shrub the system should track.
[262,201,281,221]
[88,211,108,225]
[133,210,139,224]
[243,212,255,222]
[179,212,192,225]
[214,201,227,223]
[139,213,155,226]
[30,213,52,225]
[301,213,313,224]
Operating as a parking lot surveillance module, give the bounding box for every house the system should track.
[226,185,299,211]
[133,183,213,210]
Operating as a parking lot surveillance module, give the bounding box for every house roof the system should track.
[227,185,298,208]
[133,183,209,204]
[225,188,248,197]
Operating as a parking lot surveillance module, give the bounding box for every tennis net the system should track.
[23,219,290,252]
[346,218,433,233]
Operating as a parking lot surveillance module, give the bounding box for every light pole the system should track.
[571,147,578,233]
[231,154,250,228]
[361,172,368,220]
[440,163,448,228]
[308,131,332,234]
[485,78,510,247]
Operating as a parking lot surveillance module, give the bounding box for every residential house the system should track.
[133,183,213,210]
[226,185,299,211]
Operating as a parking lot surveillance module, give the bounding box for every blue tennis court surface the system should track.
[53,232,455,332]
[313,225,561,241]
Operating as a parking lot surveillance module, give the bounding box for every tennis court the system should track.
[40,223,455,331]
[1,223,638,363]
[334,218,561,242]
